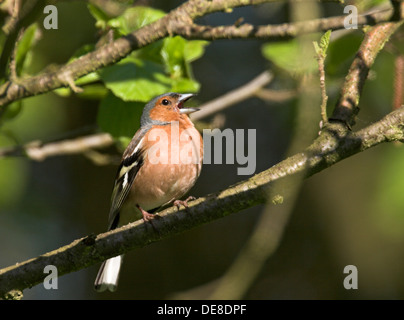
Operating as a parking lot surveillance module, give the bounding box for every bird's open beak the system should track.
[178,93,199,114]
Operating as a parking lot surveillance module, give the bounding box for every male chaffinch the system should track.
[94,92,203,292]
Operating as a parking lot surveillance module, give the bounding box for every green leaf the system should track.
[88,3,110,30]
[160,36,207,89]
[77,84,109,100]
[171,77,200,93]
[2,101,22,121]
[184,40,210,63]
[15,23,38,75]
[75,72,101,86]
[135,40,165,64]
[99,56,171,102]
[320,30,331,53]
[262,39,317,75]
[313,41,321,56]
[161,36,187,78]
[97,92,144,138]
[326,33,362,75]
[314,30,332,58]
[161,37,209,77]
[108,6,165,35]
[55,83,108,99]
[53,87,71,97]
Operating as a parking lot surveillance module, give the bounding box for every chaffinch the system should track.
[94,92,203,292]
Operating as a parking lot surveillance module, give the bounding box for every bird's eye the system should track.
[162,99,170,106]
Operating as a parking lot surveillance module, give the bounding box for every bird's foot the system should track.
[174,196,196,210]
[137,205,161,235]
[136,205,158,222]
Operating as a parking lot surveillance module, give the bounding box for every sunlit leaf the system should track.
[99,56,171,102]
[262,39,317,75]
[15,23,38,75]
[320,30,331,53]
[108,6,165,35]
[161,36,187,78]
[88,3,110,30]
[171,77,200,93]
[184,40,210,63]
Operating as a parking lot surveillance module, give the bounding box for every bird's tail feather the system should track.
[94,255,123,292]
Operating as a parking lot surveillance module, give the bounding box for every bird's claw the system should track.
[137,205,159,222]
[174,196,196,210]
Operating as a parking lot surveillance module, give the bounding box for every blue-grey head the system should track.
[140,92,198,127]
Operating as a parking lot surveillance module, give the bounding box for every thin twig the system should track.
[176,8,395,41]
[255,87,297,101]
[319,59,328,125]
[314,42,329,125]
[0,133,114,161]
[191,70,273,121]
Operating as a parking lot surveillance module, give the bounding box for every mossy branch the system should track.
[331,21,404,126]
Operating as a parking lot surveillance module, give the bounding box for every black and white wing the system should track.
[107,127,149,230]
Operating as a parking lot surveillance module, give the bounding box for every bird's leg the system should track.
[174,196,196,210]
[136,204,156,222]
[136,204,161,236]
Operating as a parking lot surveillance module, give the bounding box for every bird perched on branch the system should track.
[94,92,203,292]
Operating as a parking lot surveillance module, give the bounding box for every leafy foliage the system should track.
[313,30,331,59]
[88,5,209,139]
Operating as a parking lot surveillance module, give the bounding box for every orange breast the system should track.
[122,120,203,219]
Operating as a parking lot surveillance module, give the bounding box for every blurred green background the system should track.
[1,0,404,299]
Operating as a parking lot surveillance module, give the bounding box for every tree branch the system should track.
[191,70,273,121]
[0,0,270,109]
[175,8,396,40]
[0,1,401,110]
[1,104,404,299]
[0,132,114,161]
[331,21,404,127]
